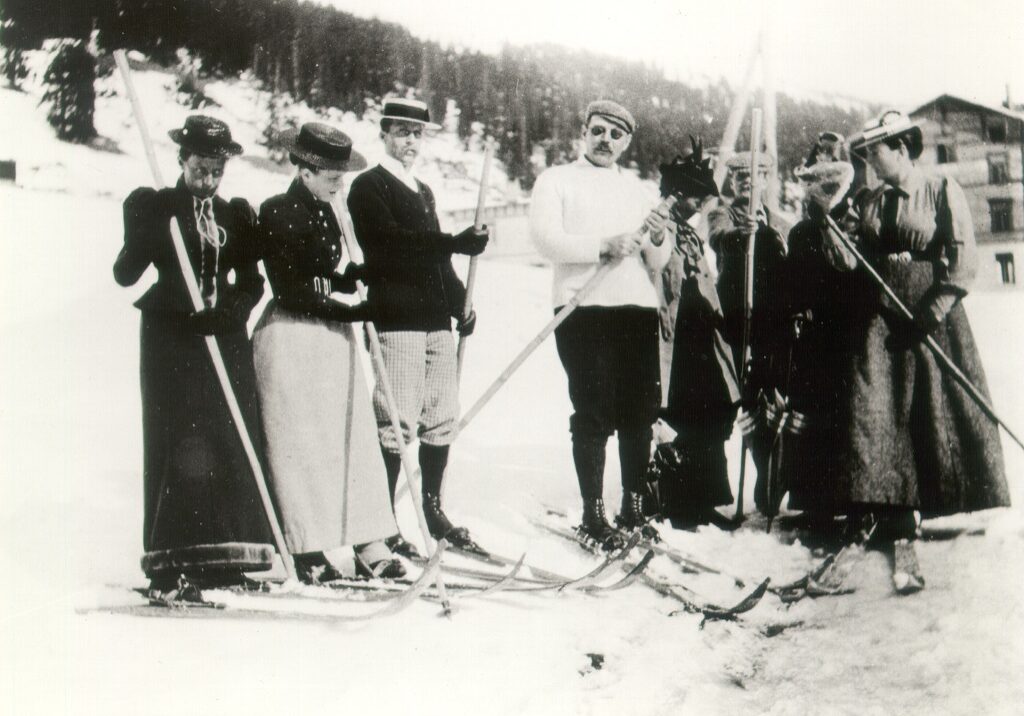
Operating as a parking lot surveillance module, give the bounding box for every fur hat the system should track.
[659,136,719,200]
[168,115,242,157]
[281,122,367,172]
[849,110,923,160]
[584,99,636,134]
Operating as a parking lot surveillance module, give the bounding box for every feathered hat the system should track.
[659,136,720,200]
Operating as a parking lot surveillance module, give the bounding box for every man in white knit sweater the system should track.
[530,99,671,550]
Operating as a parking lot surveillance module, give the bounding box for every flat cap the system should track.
[585,100,636,134]
[725,151,774,171]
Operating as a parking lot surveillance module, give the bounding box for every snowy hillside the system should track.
[1,65,1022,716]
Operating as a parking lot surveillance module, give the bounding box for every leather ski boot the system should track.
[385,533,425,561]
[423,492,487,555]
[293,552,347,585]
[891,539,925,595]
[578,498,627,552]
[614,491,660,541]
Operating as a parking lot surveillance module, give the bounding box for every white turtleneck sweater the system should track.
[529,156,669,309]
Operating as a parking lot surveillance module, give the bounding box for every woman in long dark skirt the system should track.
[823,111,1010,593]
[114,116,275,593]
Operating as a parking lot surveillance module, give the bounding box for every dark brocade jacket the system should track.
[259,179,359,321]
[114,179,273,578]
[346,165,466,332]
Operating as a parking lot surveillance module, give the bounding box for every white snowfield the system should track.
[1,67,1022,716]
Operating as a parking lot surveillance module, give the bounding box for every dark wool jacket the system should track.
[114,178,264,324]
[259,179,361,322]
[347,165,466,332]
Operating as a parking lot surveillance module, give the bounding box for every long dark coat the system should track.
[782,218,875,512]
[826,170,1009,516]
[660,218,741,511]
[114,180,274,578]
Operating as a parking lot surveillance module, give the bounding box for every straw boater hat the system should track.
[281,122,367,172]
[583,99,636,134]
[659,136,719,200]
[849,110,923,160]
[169,115,243,157]
[379,98,442,130]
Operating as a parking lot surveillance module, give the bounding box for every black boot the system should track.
[292,552,347,585]
[423,492,485,554]
[385,533,424,561]
[578,498,626,552]
[614,491,660,540]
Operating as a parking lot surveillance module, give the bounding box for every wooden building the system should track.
[910,95,1024,287]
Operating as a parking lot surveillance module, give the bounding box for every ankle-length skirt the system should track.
[253,302,396,554]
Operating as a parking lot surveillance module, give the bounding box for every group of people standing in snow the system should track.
[117,99,487,590]
[117,95,1009,599]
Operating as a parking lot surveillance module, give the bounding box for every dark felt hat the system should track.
[168,115,243,157]
[281,122,367,172]
[380,98,442,130]
[659,136,719,200]
[849,110,923,160]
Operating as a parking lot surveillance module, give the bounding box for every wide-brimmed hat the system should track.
[849,110,923,160]
[584,99,636,134]
[281,122,367,172]
[725,150,774,172]
[379,98,442,130]
[168,115,243,157]
[659,136,719,200]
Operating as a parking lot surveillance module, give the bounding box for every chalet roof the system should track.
[910,94,1024,126]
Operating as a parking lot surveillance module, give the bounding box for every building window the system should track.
[990,199,1014,233]
[936,144,954,164]
[989,153,1010,184]
[987,118,1007,143]
[995,252,1016,285]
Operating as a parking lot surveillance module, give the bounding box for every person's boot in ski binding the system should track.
[578,498,627,551]
[614,491,660,541]
[423,492,487,555]
[891,538,925,595]
[354,540,406,580]
[385,533,424,561]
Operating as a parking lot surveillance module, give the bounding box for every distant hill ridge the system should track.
[1,0,880,188]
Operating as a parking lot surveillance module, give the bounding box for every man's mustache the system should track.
[596,143,611,152]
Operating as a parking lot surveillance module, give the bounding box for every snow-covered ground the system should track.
[1,66,1022,716]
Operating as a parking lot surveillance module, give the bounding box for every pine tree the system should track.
[2,47,29,90]
[40,40,97,143]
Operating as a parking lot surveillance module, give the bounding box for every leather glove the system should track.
[327,301,375,324]
[456,309,477,337]
[187,307,242,336]
[451,225,489,256]
[914,293,957,333]
[332,263,368,294]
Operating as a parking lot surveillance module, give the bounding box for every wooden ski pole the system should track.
[735,108,763,523]
[334,200,452,612]
[458,196,678,432]
[456,139,494,379]
[823,214,1024,452]
[113,50,297,581]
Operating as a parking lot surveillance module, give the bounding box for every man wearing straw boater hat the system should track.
[708,149,790,516]
[347,98,489,556]
[529,99,671,551]
[114,115,275,595]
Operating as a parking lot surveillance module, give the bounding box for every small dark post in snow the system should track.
[0,160,15,183]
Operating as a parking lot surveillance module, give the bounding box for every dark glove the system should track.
[332,263,368,294]
[451,225,489,256]
[187,307,243,336]
[327,301,375,324]
[914,293,957,333]
[456,309,476,337]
